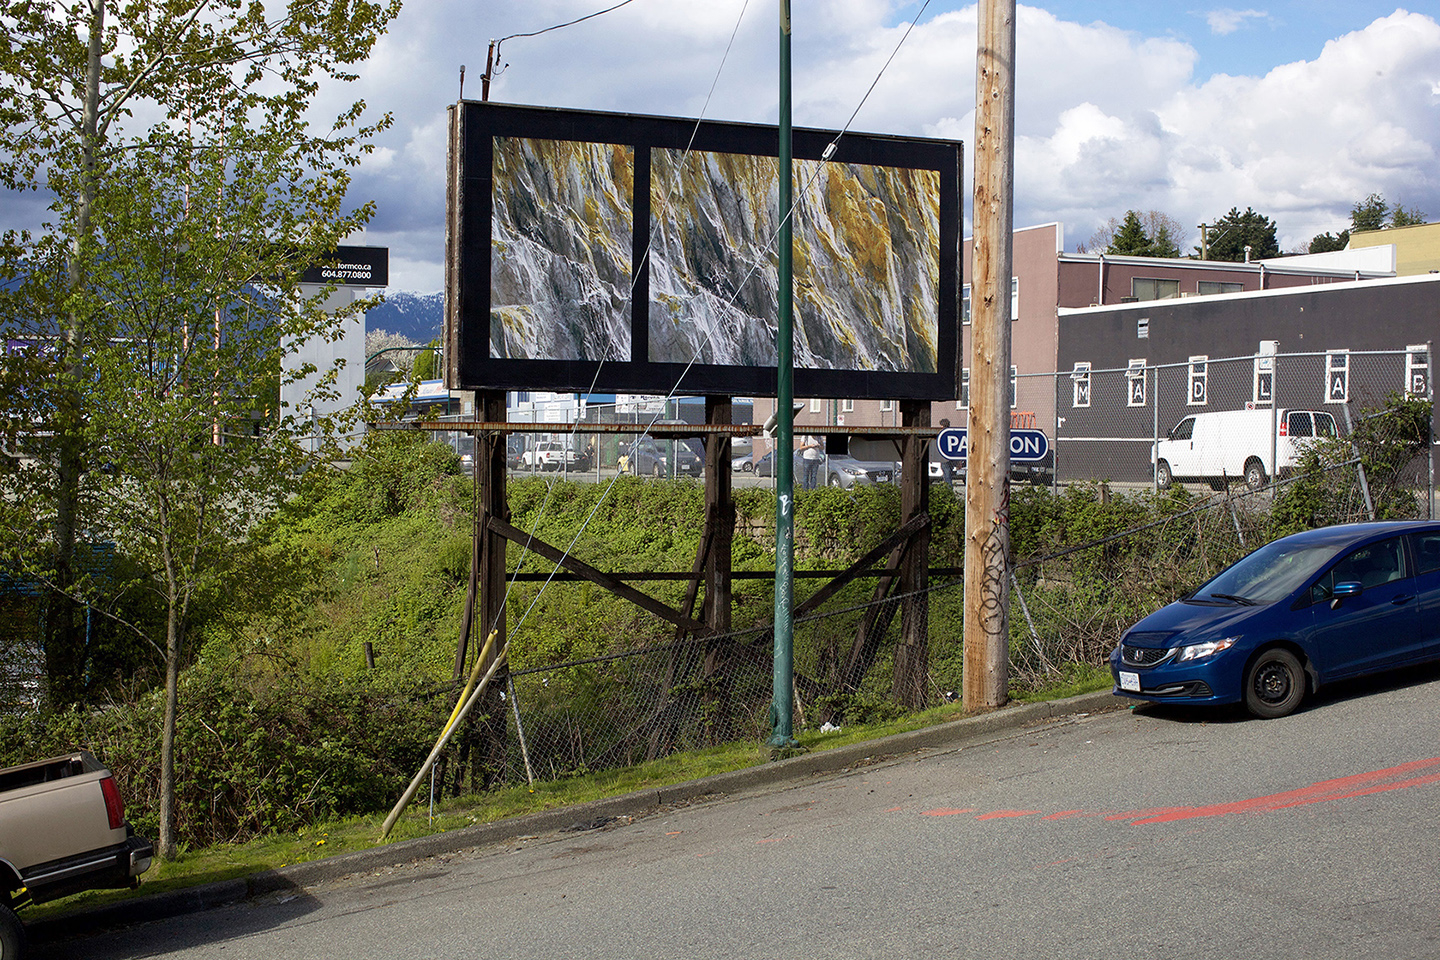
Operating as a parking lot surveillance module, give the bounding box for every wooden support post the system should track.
[473,389,509,788]
[703,397,734,644]
[894,400,931,710]
[703,397,735,737]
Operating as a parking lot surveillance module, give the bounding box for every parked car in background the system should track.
[623,438,665,477]
[1153,408,1338,491]
[820,455,897,488]
[1110,520,1440,718]
[732,453,754,472]
[928,451,1055,486]
[753,450,802,478]
[506,436,527,470]
[672,439,703,477]
[523,439,581,472]
[624,438,701,478]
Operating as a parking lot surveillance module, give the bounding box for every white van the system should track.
[1153,408,1338,490]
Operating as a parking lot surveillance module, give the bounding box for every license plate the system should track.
[1119,671,1141,692]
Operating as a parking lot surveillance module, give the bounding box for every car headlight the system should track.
[1174,636,1239,662]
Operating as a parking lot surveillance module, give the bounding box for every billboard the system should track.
[300,245,389,287]
[446,101,962,400]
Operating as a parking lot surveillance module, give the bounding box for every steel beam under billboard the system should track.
[445,101,962,400]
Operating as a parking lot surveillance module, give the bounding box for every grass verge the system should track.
[28,670,1110,921]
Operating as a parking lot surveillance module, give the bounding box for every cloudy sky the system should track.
[304,2,1437,291]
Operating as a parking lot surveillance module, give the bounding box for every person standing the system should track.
[801,435,823,490]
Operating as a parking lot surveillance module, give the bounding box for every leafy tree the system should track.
[1348,193,1427,234]
[1082,209,1184,257]
[1307,230,1349,254]
[1390,204,1426,228]
[1105,211,1149,255]
[1198,207,1279,261]
[1350,193,1390,233]
[1270,394,1432,536]
[413,339,443,381]
[0,0,399,859]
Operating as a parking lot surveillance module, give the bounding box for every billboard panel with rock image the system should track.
[446,101,961,400]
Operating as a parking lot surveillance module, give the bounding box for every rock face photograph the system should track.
[489,136,635,361]
[648,147,940,373]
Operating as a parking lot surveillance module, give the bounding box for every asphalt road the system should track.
[38,666,1440,960]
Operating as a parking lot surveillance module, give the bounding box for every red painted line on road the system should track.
[884,806,905,813]
[958,756,1440,828]
[921,807,976,817]
[1120,756,1440,825]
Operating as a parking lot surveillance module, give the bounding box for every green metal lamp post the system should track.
[769,0,798,749]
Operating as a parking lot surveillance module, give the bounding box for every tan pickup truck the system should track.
[1,751,154,957]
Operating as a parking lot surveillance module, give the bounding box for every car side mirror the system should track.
[1330,580,1362,610]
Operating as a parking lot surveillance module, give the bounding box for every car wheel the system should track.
[1244,647,1306,719]
[828,474,843,488]
[0,902,25,960]
[652,462,663,479]
[1156,460,1173,490]
[1244,458,1267,490]
[742,461,753,472]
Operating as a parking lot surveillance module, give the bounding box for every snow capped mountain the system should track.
[365,291,443,344]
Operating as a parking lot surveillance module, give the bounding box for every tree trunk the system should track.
[45,0,108,708]
[158,603,180,860]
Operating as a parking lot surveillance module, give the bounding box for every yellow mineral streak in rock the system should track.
[823,165,892,281]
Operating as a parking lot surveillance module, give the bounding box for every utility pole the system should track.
[768,0,798,748]
[964,0,1016,712]
[482,40,495,101]
[1197,222,1208,260]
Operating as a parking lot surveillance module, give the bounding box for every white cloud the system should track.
[1205,8,1268,36]
[315,2,1440,289]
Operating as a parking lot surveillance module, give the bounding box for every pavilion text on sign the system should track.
[936,428,1050,463]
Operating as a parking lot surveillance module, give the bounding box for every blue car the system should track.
[1110,520,1440,718]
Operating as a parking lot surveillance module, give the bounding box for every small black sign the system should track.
[301,246,388,287]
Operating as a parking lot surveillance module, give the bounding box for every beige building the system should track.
[1348,221,1440,277]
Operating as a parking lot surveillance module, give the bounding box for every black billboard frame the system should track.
[445,100,962,401]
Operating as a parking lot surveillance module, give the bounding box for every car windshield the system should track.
[1189,540,1337,605]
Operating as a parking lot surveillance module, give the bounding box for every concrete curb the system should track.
[30,689,1126,940]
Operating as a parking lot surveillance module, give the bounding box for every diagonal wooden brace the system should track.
[487,516,709,636]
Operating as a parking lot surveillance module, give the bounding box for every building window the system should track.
[1132,278,1180,301]
[1406,344,1430,399]
[1011,364,1018,409]
[1198,280,1244,296]
[809,398,822,413]
[1126,359,1147,407]
[1326,350,1350,403]
[1188,355,1209,406]
[879,399,895,412]
[840,398,855,413]
[1072,362,1092,408]
[1253,342,1276,405]
[1137,317,1149,339]
[961,278,1019,323]
[959,368,970,408]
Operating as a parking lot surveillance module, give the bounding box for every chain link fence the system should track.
[443,346,1433,789]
